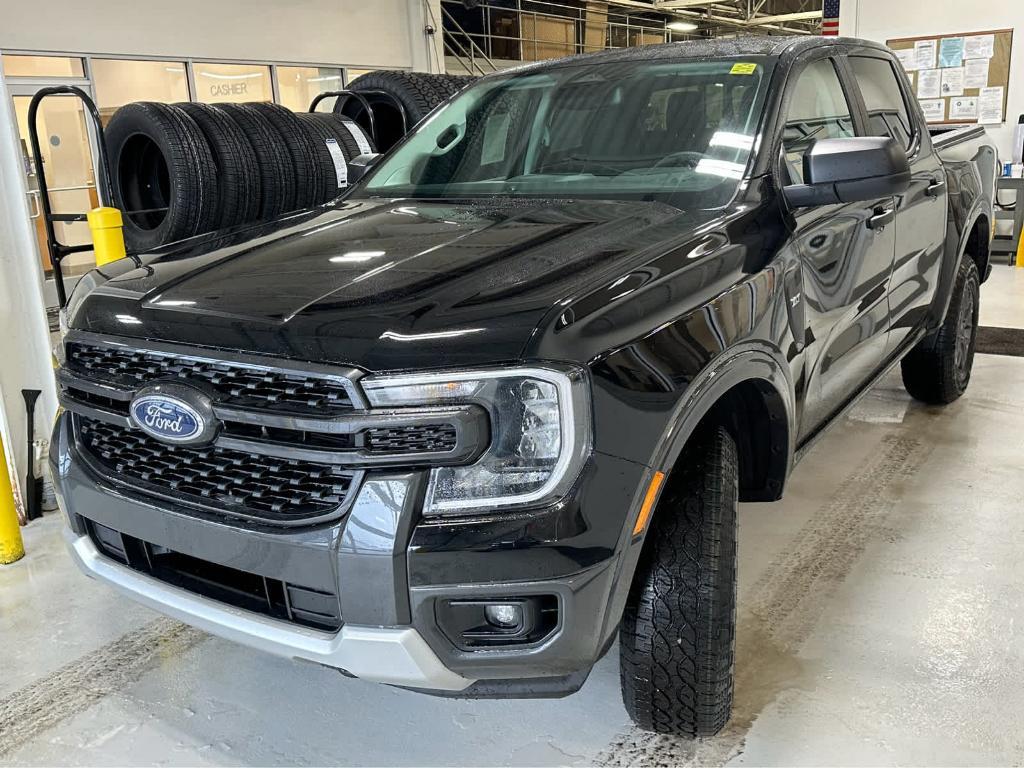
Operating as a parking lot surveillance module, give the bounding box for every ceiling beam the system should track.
[745,10,823,25]
[651,0,721,9]
[600,0,818,35]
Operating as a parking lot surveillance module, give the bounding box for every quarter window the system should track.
[782,59,855,183]
[849,56,914,150]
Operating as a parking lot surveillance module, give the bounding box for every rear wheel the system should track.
[901,256,980,405]
[619,426,738,738]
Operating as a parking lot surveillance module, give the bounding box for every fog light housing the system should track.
[436,596,559,649]
[484,603,523,629]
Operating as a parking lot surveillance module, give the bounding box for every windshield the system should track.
[359,57,772,208]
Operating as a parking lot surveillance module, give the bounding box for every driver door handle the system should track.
[925,178,947,197]
[868,205,895,230]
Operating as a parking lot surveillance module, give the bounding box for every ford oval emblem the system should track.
[129,394,205,444]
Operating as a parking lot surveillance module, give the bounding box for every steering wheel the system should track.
[652,151,705,170]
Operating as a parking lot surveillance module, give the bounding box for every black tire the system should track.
[901,256,980,404]
[212,103,294,219]
[294,113,351,205]
[105,102,219,251]
[336,116,376,157]
[302,113,374,158]
[342,71,473,151]
[175,102,261,229]
[619,427,738,738]
[247,102,324,212]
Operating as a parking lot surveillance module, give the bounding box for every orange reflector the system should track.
[632,471,665,537]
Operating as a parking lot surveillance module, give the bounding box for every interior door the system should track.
[781,56,897,440]
[11,83,100,308]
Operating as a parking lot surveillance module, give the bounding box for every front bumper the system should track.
[52,411,649,693]
[65,529,470,690]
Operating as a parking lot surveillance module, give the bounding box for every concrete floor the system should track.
[3,267,1024,766]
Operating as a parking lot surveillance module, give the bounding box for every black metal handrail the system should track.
[27,86,114,307]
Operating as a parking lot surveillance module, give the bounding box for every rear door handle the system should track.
[925,178,947,197]
[868,206,895,230]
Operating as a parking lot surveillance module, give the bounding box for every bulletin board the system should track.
[886,29,1013,126]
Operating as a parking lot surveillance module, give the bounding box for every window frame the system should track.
[773,50,865,187]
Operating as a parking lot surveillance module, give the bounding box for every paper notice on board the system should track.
[949,97,979,121]
[964,34,995,60]
[895,48,918,71]
[941,67,965,97]
[939,37,965,68]
[920,100,947,123]
[915,39,938,69]
[917,69,941,99]
[964,58,991,89]
[978,86,1005,124]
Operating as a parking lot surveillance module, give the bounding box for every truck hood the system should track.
[71,198,708,371]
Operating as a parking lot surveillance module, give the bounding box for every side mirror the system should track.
[347,153,381,183]
[783,137,911,207]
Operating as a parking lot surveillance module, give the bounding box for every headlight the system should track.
[362,365,591,516]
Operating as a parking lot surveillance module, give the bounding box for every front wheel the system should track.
[901,257,980,405]
[619,426,738,738]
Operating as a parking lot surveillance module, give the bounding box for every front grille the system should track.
[78,419,358,525]
[89,521,342,631]
[365,424,458,454]
[67,342,356,415]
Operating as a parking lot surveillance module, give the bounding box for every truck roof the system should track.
[498,35,891,76]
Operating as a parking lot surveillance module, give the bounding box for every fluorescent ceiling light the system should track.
[667,20,699,32]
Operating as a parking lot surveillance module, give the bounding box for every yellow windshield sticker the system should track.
[730,63,758,75]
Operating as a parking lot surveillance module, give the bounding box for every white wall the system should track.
[0,0,443,72]
[0,64,58,520]
[841,0,1024,160]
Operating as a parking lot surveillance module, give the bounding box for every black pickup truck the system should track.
[54,36,996,737]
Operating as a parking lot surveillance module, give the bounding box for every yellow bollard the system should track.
[0,435,25,565]
[86,206,127,267]
[1017,230,1024,268]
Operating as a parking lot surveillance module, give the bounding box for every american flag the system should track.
[822,0,840,36]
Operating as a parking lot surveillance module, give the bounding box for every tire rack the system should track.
[309,90,408,149]
[27,86,117,308]
[29,88,407,309]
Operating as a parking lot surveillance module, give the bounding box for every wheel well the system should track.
[681,379,789,502]
[966,215,990,280]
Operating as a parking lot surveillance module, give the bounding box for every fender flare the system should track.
[597,341,796,643]
[649,340,796,494]
[933,204,991,326]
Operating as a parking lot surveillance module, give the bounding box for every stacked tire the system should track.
[104,73,476,251]
[105,102,376,251]
[340,71,477,152]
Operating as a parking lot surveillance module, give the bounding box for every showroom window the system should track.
[277,66,343,112]
[91,59,189,124]
[1,54,85,78]
[849,55,915,150]
[345,68,375,85]
[782,59,856,183]
[193,62,272,104]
